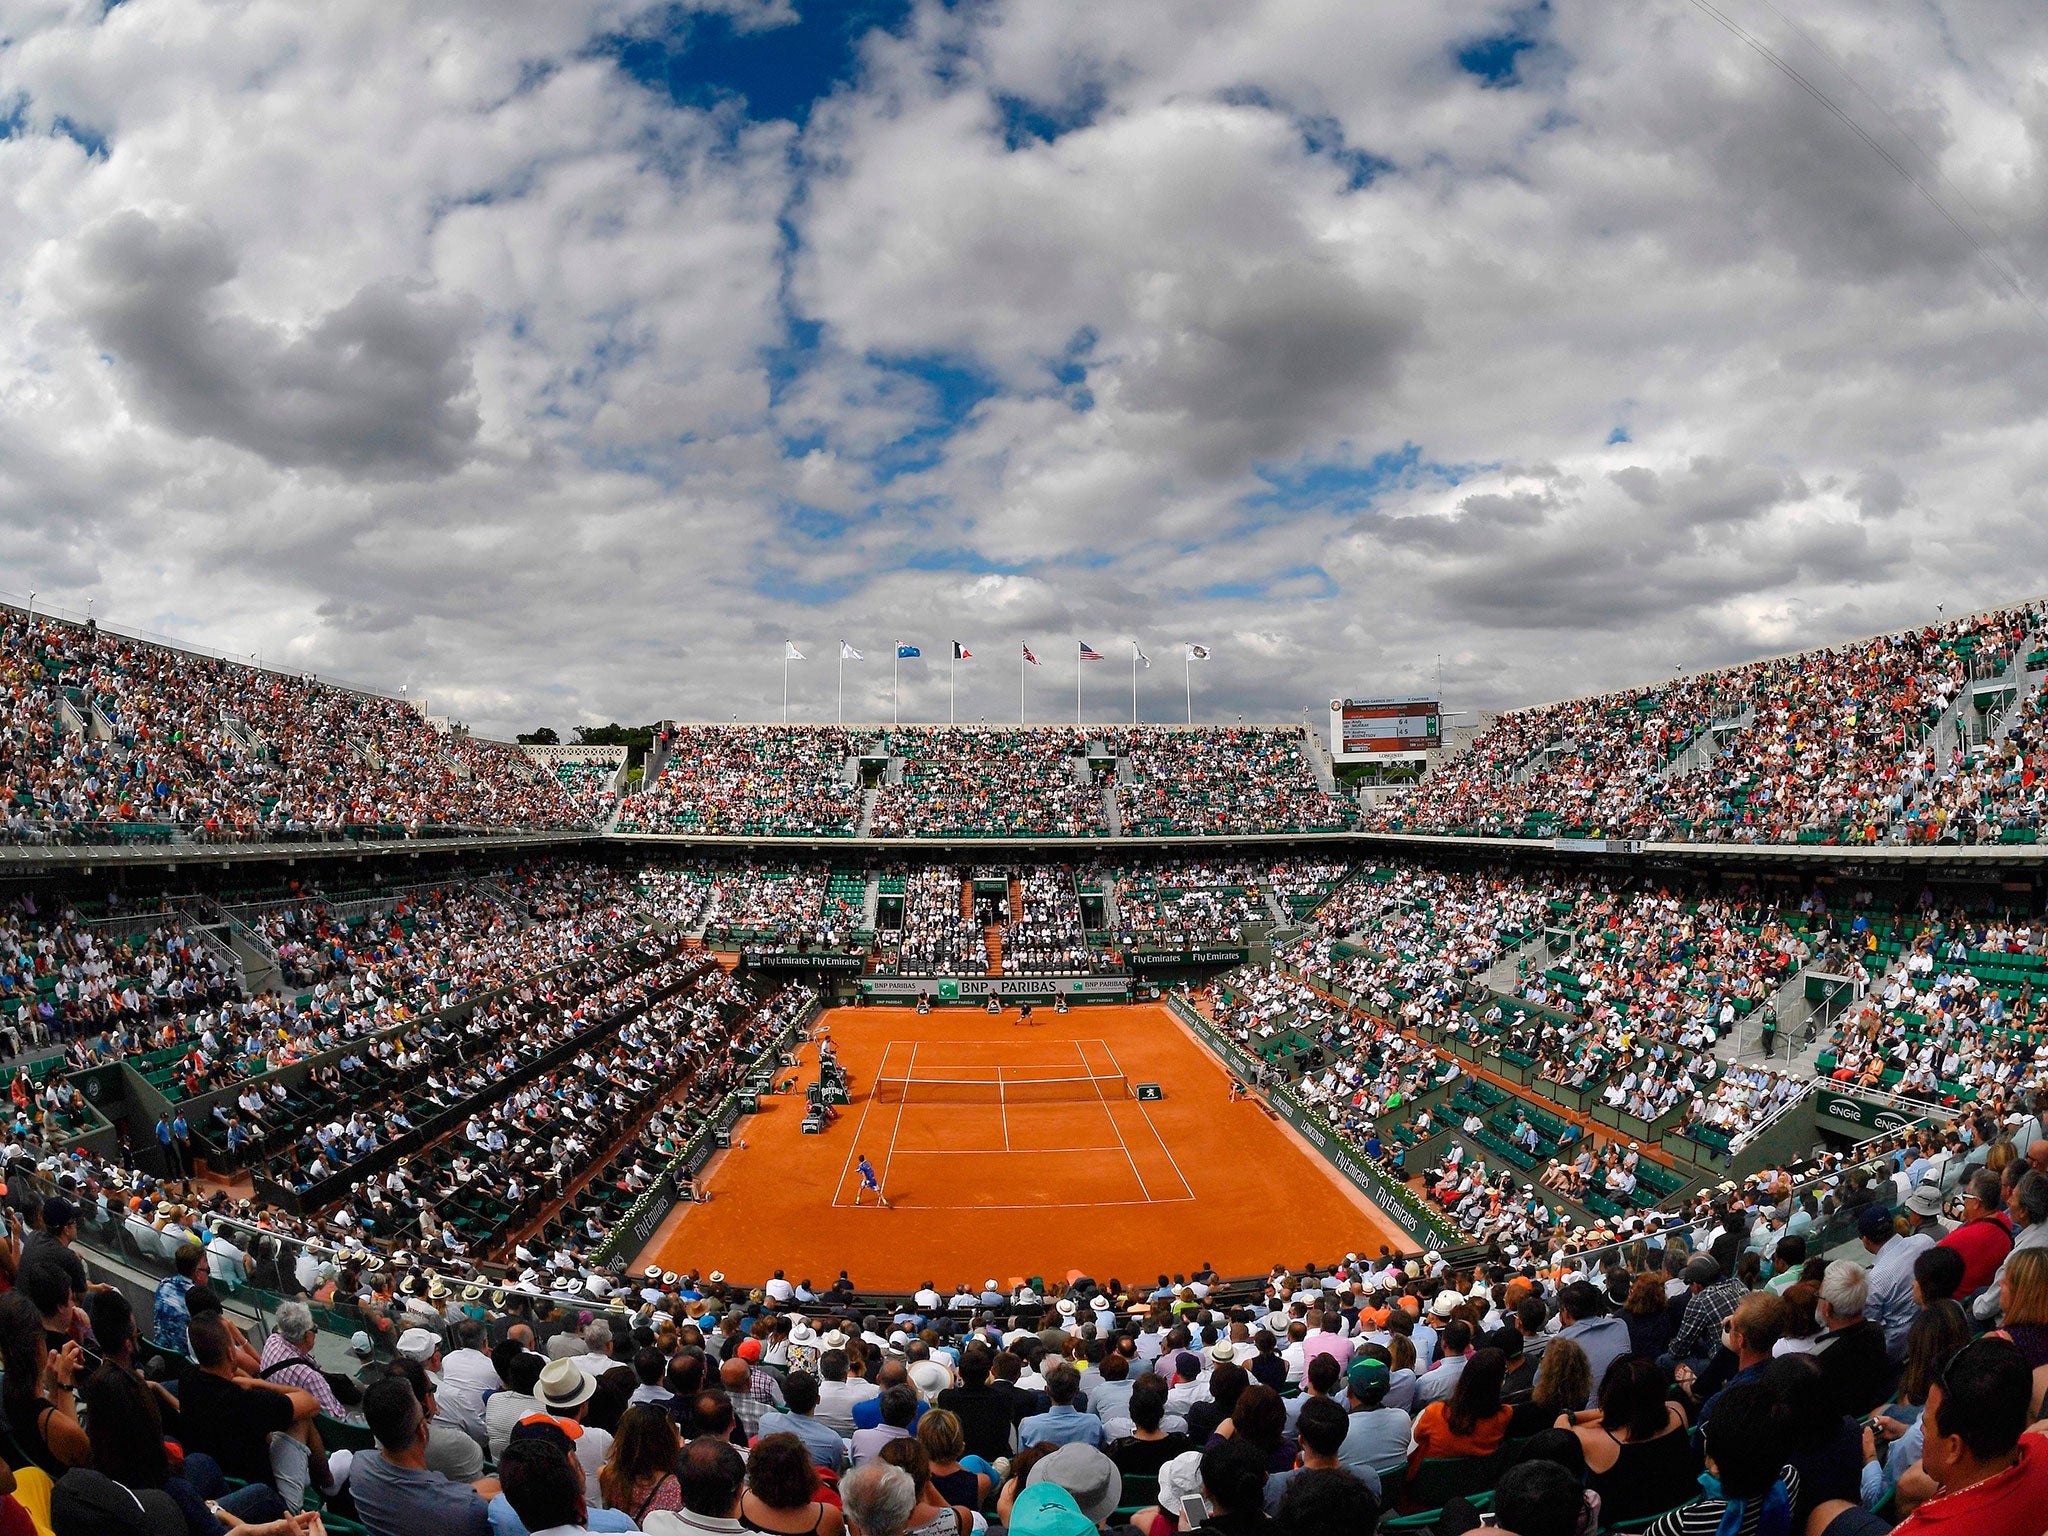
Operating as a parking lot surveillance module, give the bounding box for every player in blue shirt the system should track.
[855,1153,891,1209]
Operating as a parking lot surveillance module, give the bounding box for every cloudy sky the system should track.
[2,0,2045,736]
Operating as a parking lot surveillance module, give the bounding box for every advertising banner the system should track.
[857,976,1131,1002]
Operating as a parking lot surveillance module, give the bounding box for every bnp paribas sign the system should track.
[1818,1094,1918,1134]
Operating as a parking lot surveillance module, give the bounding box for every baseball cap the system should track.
[41,1196,76,1230]
[1346,1358,1390,1402]
[1680,1255,1721,1285]
[1008,1484,1097,1536]
[396,1327,438,1362]
[1859,1203,1899,1238]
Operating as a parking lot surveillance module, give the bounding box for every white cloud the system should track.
[0,0,2045,734]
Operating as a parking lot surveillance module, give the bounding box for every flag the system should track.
[1134,642,1151,668]
[953,642,972,660]
[840,641,863,661]
[897,643,921,659]
[784,642,804,661]
[1187,643,1211,661]
[1023,643,1041,666]
[1079,641,1104,661]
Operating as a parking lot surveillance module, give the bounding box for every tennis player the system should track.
[855,1152,891,1208]
[1018,1001,1033,1027]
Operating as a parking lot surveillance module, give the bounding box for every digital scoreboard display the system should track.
[1330,696,1440,760]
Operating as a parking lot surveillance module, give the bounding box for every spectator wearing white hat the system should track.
[535,1356,615,1508]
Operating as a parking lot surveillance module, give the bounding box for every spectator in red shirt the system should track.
[1937,1170,2014,1297]
[1808,1336,2048,1536]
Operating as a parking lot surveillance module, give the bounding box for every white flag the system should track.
[1187,643,1211,661]
[1134,642,1151,668]
[784,642,804,661]
[840,641,863,661]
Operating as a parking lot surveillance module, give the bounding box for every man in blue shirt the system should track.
[1017,1364,1105,1449]
[759,1372,847,1474]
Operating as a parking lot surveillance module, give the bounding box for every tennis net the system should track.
[872,1072,1129,1105]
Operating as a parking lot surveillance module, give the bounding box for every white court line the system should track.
[1074,1036,1155,1203]
[887,1144,1132,1156]
[875,1040,917,1202]
[829,1039,893,1208]
[898,1196,1198,1211]
[1095,1036,1198,1201]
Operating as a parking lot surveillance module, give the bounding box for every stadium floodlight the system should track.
[23,591,34,625]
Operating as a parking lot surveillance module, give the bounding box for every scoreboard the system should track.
[1330,696,1440,761]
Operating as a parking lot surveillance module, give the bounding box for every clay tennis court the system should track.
[642,1002,1406,1290]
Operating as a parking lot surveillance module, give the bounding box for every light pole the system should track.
[24,590,35,627]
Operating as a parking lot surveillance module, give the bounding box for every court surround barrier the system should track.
[594,998,818,1268]
[858,975,1132,1003]
[1166,992,1454,1250]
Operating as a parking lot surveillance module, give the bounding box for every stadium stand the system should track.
[15,598,2048,1536]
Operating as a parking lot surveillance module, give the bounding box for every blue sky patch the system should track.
[52,115,108,158]
[1607,425,1631,445]
[1244,444,1475,514]
[1456,2,1549,87]
[601,1,910,124]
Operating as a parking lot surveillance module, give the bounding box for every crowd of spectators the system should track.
[868,729,1106,838]
[1367,604,2047,845]
[1004,868,1097,975]
[884,869,987,976]
[1109,727,1357,835]
[0,607,590,843]
[1112,859,1269,949]
[618,727,860,836]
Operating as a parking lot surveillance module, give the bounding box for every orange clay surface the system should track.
[644,1002,1405,1290]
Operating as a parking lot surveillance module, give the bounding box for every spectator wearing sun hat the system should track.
[1027,1443,1123,1529]
[534,1356,615,1508]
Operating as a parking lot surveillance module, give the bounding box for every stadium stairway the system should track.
[856,787,877,838]
[863,871,881,929]
[1295,727,1339,793]
[1103,781,1123,836]
[985,924,1003,976]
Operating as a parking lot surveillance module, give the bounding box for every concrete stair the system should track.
[985,924,1004,976]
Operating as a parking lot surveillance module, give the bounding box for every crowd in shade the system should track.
[0,609,594,843]
[703,862,867,949]
[1365,604,2048,846]
[617,727,861,837]
[1111,859,1270,950]
[882,868,988,976]
[867,729,1106,839]
[1003,869,1096,975]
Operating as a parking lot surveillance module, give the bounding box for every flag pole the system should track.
[783,648,789,725]
[1185,649,1192,724]
[949,648,955,725]
[1131,642,1138,724]
[1076,643,1082,726]
[1020,647,1026,725]
[892,643,899,727]
[838,647,843,726]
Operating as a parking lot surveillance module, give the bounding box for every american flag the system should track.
[1079,641,1104,661]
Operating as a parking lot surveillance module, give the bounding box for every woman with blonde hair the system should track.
[1992,1245,2048,1414]
[916,1408,988,1511]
